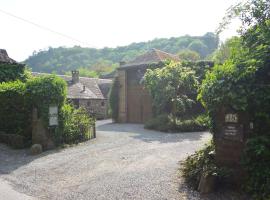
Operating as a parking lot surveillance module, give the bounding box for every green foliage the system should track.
[210,37,244,64]
[173,115,209,132]
[0,63,28,82]
[57,104,95,144]
[182,60,214,82]
[144,114,209,132]
[199,1,270,197]
[0,81,31,138]
[25,33,219,75]
[144,115,171,132]
[181,141,230,189]
[109,78,119,121]
[0,73,94,147]
[177,50,200,61]
[144,61,198,121]
[188,40,209,58]
[199,0,270,132]
[25,75,67,126]
[242,136,270,200]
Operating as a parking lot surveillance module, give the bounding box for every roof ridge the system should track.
[152,49,163,61]
[153,48,178,58]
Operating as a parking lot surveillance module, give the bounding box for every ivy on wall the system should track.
[109,78,119,121]
[0,63,29,83]
[25,75,67,127]
[0,81,31,138]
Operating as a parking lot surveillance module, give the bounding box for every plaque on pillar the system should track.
[49,106,58,126]
[222,113,244,142]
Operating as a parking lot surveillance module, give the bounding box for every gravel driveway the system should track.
[0,120,214,200]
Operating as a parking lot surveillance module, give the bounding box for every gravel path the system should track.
[0,120,242,200]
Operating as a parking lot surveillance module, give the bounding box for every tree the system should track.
[144,61,198,124]
[210,36,244,64]
[177,50,200,61]
[24,33,219,75]
[188,40,209,58]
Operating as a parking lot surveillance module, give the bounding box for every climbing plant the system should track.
[144,61,198,123]
[0,63,29,83]
[109,78,119,121]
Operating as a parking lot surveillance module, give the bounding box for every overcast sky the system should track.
[0,0,242,61]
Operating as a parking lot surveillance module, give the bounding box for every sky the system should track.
[0,0,242,61]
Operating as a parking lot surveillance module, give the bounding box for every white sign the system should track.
[225,113,238,123]
[49,106,58,126]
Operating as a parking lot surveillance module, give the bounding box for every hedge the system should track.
[0,81,31,138]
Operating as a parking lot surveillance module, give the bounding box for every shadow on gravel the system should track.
[97,122,209,144]
[0,143,62,175]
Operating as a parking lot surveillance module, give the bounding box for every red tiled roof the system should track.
[120,48,180,68]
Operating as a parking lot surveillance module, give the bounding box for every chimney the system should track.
[83,85,86,92]
[72,70,79,84]
[0,49,8,56]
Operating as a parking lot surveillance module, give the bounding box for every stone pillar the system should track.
[117,70,127,122]
[32,108,54,149]
[214,106,252,185]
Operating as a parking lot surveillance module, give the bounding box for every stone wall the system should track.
[79,99,108,119]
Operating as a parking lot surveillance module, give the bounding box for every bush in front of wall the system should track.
[57,104,95,144]
[144,114,209,132]
[181,141,231,190]
[144,114,172,132]
[0,80,31,139]
[241,136,270,200]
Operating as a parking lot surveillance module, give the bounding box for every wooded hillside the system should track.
[24,32,219,77]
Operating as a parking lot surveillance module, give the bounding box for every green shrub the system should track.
[0,63,28,83]
[144,115,171,132]
[145,114,209,132]
[174,119,207,132]
[181,141,230,189]
[241,136,270,200]
[109,78,119,121]
[57,104,95,144]
[0,81,31,139]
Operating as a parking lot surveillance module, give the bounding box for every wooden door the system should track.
[127,85,142,123]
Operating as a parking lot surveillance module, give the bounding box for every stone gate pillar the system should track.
[214,106,253,184]
[32,108,55,149]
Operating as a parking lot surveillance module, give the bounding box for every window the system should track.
[87,101,91,107]
[101,101,105,107]
[73,99,79,109]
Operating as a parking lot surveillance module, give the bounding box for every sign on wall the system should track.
[222,113,243,141]
[49,106,58,126]
[225,113,238,123]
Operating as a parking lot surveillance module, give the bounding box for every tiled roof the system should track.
[32,72,112,100]
[120,48,180,68]
[67,82,98,99]
[0,49,16,64]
